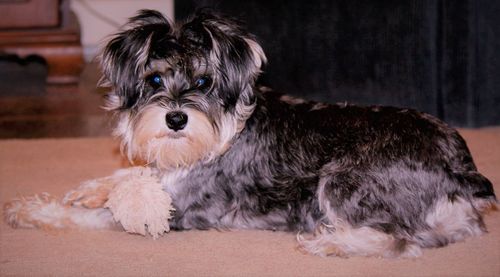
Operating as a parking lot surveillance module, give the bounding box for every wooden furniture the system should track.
[0,0,83,84]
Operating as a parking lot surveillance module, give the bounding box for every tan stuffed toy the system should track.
[104,167,174,238]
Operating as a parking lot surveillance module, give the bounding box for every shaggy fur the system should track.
[4,9,497,258]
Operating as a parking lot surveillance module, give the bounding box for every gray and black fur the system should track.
[100,9,496,257]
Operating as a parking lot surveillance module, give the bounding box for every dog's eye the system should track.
[147,73,163,90]
[194,76,212,91]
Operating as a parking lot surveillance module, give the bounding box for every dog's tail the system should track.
[454,171,497,212]
[3,193,118,231]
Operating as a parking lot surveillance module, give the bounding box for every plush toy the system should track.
[4,167,174,239]
[104,167,174,238]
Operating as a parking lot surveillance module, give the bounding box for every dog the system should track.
[4,9,497,258]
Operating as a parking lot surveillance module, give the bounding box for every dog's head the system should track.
[100,10,266,169]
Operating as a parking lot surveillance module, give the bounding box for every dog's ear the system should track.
[100,10,172,110]
[182,10,266,78]
[180,10,267,108]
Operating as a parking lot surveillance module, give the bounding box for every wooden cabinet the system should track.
[0,0,83,84]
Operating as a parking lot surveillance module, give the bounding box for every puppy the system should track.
[4,10,497,258]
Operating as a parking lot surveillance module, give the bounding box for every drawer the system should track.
[0,0,60,29]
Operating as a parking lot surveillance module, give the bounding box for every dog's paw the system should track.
[104,170,174,239]
[4,193,66,229]
[63,178,115,209]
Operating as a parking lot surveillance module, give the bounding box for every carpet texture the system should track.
[1,129,499,276]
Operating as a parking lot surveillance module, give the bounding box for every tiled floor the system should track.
[0,63,113,139]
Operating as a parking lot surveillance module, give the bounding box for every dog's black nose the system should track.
[165,111,188,131]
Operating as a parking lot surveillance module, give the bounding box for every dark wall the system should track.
[177,0,500,127]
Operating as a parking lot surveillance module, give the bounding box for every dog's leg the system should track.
[63,167,161,207]
[62,166,172,238]
[62,169,136,208]
[298,221,422,258]
[413,196,487,248]
[298,166,422,258]
[4,193,116,230]
[3,169,133,230]
[4,167,153,231]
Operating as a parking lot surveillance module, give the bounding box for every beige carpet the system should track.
[1,129,499,276]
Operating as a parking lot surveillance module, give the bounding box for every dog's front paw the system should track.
[104,169,174,239]
[4,193,65,229]
[63,178,115,209]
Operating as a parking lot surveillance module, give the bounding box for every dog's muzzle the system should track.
[165,111,188,131]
